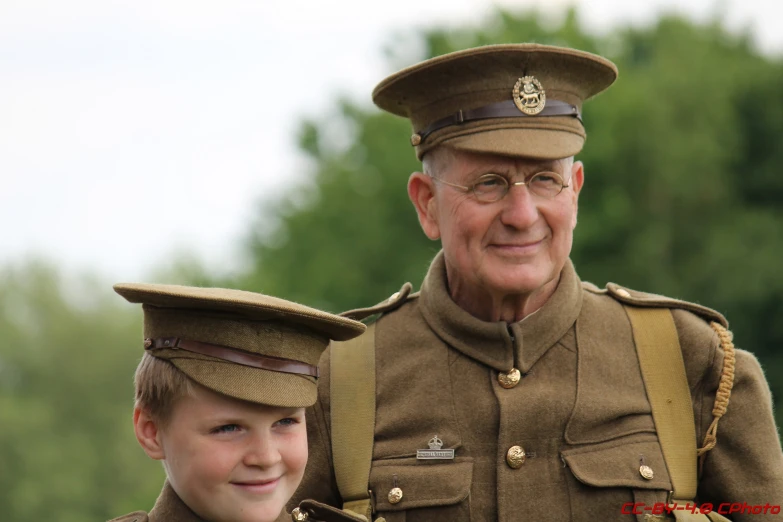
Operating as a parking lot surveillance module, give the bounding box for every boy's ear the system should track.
[133,406,166,460]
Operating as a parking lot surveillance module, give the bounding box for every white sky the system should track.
[2,0,782,282]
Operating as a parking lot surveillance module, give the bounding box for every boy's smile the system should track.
[134,382,307,522]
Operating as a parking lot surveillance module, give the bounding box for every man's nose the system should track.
[499,182,539,228]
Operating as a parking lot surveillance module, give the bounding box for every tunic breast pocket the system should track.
[560,435,673,522]
[369,457,473,522]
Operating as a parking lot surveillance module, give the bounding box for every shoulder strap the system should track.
[106,512,149,522]
[330,321,377,520]
[624,306,698,502]
[340,283,415,322]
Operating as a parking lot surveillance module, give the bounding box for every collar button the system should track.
[498,368,521,388]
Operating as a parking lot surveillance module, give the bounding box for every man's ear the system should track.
[133,406,166,460]
[407,172,441,240]
[571,160,585,196]
[570,160,585,229]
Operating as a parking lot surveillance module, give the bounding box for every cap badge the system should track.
[512,76,546,115]
[416,435,455,460]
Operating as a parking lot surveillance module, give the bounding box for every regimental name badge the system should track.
[416,435,455,460]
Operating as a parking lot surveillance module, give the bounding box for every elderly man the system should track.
[286,44,783,522]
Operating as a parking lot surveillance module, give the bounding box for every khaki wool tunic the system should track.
[289,252,783,521]
[108,482,206,522]
[109,482,360,522]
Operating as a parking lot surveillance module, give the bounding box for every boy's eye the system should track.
[212,424,241,434]
[275,417,300,428]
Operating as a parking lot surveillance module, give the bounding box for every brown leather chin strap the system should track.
[144,337,319,377]
[416,98,581,143]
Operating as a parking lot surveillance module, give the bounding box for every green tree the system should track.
[0,262,163,521]
[234,9,783,427]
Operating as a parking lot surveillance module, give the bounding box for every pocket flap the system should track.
[370,458,473,511]
[561,438,672,491]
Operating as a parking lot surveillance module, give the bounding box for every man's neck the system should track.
[446,271,561,323]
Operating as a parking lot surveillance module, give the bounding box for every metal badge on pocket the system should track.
[416,435,455,460]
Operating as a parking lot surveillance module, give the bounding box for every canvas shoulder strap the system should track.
[624,305,698,502]
[330,321,377,520]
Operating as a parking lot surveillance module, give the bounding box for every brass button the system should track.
[498,368,521,388]
[410,134,422,146]
[506,445,526,469]
[388,486,403,504]
[291,507,308,521]
[616,288,631,298]
[639,464,654,480]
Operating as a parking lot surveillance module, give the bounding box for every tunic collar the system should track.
[148,481,206,522]
[418,251,582,373]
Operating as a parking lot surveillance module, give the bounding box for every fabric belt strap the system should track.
[624,306,698,501]
[330,321,377,520]
[417,99,581,142]
[145,337,319,377]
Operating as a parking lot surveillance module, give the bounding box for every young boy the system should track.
[109,283,368,522]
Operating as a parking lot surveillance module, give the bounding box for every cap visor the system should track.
[433,126,584,161]
[174,358,317,408]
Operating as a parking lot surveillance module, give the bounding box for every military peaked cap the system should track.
[114,283,366,408]
[373,43,618,160]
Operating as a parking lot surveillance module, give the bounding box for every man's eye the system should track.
[212,424,241,434]
[531,172,559,185]
[474,176,505,188]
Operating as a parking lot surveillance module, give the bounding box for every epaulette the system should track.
[583,281,728,328]
[106,511,149,522]
[339,282,418,323]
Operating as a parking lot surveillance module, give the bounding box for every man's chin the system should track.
[486,242,544,260]
[486,276,546,294]
[483,271,549,296]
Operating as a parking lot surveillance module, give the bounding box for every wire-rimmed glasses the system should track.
[431,171,569,202]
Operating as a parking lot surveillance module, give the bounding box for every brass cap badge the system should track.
[512,76,546,115]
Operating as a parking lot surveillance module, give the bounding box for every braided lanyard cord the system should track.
[696,322,736,476]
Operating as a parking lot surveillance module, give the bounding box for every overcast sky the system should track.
[3,0,782,282]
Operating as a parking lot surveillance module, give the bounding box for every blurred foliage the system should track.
[0,262,164,521]
[1,8,782,521]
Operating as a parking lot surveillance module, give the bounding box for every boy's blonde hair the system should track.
[134,353,194,425]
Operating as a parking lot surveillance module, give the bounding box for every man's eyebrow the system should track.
[527,160,560,171]
[460,159,563,180]
[505,161,562,177]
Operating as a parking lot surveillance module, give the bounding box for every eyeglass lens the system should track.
[472,173,564,201]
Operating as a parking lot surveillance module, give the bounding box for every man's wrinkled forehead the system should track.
[428,145,572,179]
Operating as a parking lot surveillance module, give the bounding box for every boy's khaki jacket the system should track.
[108,482,361,522]
[289,252,783,521]
[108,482,205,522]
